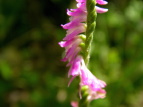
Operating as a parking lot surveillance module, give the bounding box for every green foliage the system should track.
[0,0,143,107]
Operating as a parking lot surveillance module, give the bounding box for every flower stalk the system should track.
[59,0,108,107]
[79,86,89,107]
[84,0,97,65]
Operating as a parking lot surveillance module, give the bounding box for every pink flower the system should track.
[96,6,108,13]
[59,36,83,64]
[88,88,106,100]
[78,58,106,100]
[67,55,106,100]
[59,0,108,101]
[76,0,108,5]
[71,101,78,107]
[80,61,106,92]
[96,0,108,5]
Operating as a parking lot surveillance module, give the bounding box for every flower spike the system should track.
[59,0,108,106]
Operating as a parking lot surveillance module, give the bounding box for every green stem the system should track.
[79,0,97,107]
[84,0,97,65]
[79,86,90,107]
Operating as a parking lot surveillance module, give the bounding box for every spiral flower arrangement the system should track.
[59,0,108,106]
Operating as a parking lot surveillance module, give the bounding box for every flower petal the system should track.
[96,0,108,5]
[96,6,108,13]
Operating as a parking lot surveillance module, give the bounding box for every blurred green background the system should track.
[0,0,143,107]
